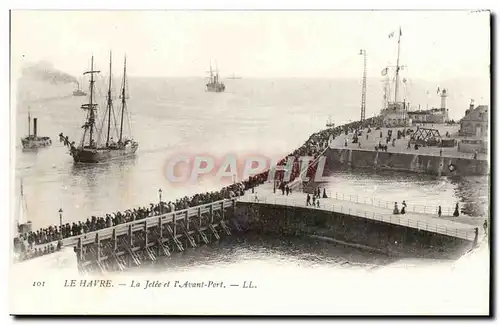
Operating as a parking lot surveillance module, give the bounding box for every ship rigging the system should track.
[59,53,138,163]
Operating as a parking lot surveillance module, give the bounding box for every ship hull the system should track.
[206,83,225,92]
[21,136,52,149]
[71,142,138,163]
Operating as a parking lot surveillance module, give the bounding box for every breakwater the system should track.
[324,148,489,176]
[234,201,473,259]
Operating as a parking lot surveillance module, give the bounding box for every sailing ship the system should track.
[21,109,52,149]
[16,180,32,235]
[59,54,138,163]
[206,64,225,92]
[72,80,87,96]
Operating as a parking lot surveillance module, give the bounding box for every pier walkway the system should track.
[238,183,485,241]
[331,125,488,161]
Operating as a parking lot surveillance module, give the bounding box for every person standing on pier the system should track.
[306,194,311,206]
[312,195,316,206]
[316,198,320,208]
[438,206,442,218]
[453,203,460,217]
[285,185,290,196]
[323,188,328,198]
[393,202,399,214]
[344,138,348,147]
[401,201,407,214]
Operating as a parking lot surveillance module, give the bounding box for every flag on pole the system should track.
[388,31,395,38]
[381,67,388,76]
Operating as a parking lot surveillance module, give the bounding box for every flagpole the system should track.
[394,27,402,104]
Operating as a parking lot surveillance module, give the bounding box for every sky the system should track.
[11,10,490,80]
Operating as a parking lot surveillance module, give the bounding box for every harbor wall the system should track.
[324,148,489,176]
[233,202,472,259]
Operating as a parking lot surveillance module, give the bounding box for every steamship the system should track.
[72,81,87,96]
[21,110,52,149]
[206,64,225,92]
[59,54,138,163]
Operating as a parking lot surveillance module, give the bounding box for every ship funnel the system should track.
[33,118,37,137]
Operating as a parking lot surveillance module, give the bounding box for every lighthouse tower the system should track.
[440,88,449,122]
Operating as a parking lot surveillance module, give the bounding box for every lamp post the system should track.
[158,188,163,215]
[58,208,63,239]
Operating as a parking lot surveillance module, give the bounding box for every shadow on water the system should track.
[128,233,396,274]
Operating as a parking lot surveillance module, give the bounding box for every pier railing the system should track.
[32,198,238,250]
[244,195,477,241]
[326,191,455,217]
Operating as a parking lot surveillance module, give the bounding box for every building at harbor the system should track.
[407,88,450,124]
[459,100,489,138]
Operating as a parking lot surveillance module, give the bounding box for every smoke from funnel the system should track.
[22,61,77,84]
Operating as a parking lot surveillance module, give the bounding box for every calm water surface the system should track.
[14,77,488,269]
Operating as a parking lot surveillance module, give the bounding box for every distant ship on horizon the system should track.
[60,53,138,163]
[206,63,225,92]
[227,73,242,80]
[72,81,87,96]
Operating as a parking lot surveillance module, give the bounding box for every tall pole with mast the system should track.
[27,107,31,137]
[359,49,367,122]
[82,56,100,148]
[106,51,113,147]
[394,27,402,104]
[119,55,127,143]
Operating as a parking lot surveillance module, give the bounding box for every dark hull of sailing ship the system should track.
[21,116,52,149]
[60,54,138,164]
[60,137,138,163]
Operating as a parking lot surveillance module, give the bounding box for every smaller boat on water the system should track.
[21,110,52,149]
[228,73,242,80]
[16,180,32,235]
[326,116,335,128]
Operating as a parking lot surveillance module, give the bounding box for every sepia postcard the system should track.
[8,9,491,316]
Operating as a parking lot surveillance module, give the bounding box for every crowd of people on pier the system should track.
[13,116,387,260]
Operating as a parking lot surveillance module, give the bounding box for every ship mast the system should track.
[82,56,100,148]
[106,51,113,147]
[27,107,31,137]
[119,55,127,143]
[394,27,402,103]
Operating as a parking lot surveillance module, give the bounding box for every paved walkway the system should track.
[239,183,485,241]
[329,125,488,161]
